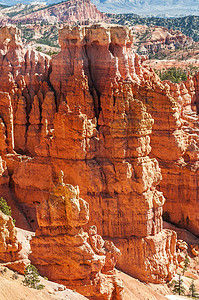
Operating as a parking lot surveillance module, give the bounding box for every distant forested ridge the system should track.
[109,14,199,42]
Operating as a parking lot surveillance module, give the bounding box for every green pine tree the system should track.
[172,274,185,295]
[182,254,190,275]
[189,279,199,298]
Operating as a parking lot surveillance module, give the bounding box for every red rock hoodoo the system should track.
[0,210,21,263]
[0,23,198,291]
[30,171,123,299]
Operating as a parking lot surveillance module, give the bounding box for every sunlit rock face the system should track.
[30,172,124,300]
[0,210,21,262]
[2,23,199,284]
[47,24,178,282]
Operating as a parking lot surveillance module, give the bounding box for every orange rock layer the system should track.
[0,210,21,263]
[30,171,123,299]
[0,24,198,287]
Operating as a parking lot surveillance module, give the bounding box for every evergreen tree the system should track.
[172,274,185,295]
[183,254,190,275]
[189,279,199,298]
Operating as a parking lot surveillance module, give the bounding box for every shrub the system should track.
[0,197,11,216]
[23,264,44,290]
[36,46,42,52]
[156,67,188,83]
[0,197,16,225]
[45,50,59,56]
[11,272,19,280]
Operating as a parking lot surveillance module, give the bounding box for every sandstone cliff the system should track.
[153,76,199,236]
[0,23,198,292]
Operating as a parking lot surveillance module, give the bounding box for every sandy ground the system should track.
[0,266,87,300]
[165,296,189,299]
[118,271,169,300]
[0,224,198,300]
[1,267,198,300]
[0,266,169,300]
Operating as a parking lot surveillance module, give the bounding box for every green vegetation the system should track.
[170,273,199,298]
[0,197,11,216]
[0,197,16,225]
[172,274,186,295]
[155,67,187,83]
[23,264,44,290]
[36,35,58,47]
[35,46,59,56]
[21,28,34,41]
[109,14,199,42]
[188,64,199,74]
[20,25,59,47]
[11,272,19,280]
[45,50,59,56]
[36,46,42,52]
[189,280,199,298]
[150,52,168,60]
[182,254,190,275]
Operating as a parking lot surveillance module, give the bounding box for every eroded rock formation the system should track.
[132,25,193,56]
[30,171,123,300]
[0,210,20,262]
[150,75,199,236]
[0,23,198,286]
[0,210,29,273]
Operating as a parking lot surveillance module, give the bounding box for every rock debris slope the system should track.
[0,23,198,292]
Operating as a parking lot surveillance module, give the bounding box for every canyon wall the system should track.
[0,24,198,288]
[138,74,199,236]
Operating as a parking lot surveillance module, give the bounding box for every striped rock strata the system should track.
[1,24,199,285]
[6,24,178,283]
